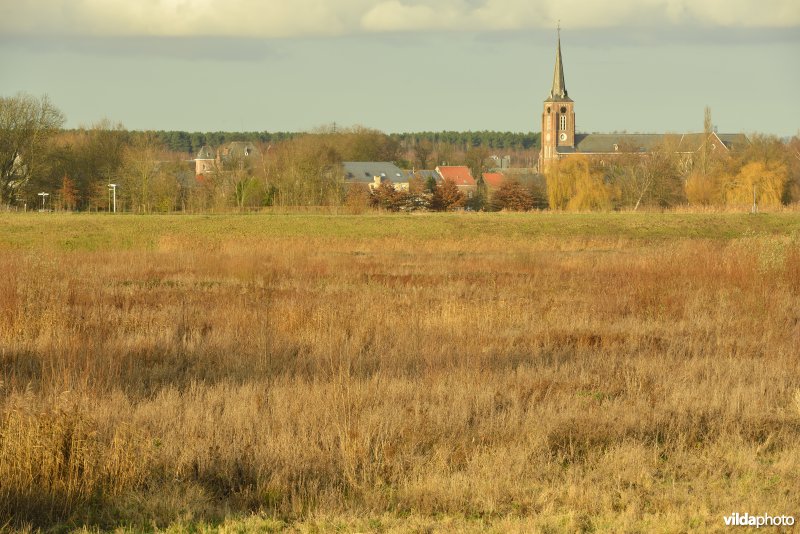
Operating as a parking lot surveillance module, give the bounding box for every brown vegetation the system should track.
[1,213,799,531]
[490,179,534,211]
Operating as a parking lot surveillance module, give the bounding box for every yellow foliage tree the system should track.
[546,156,611,211]
[544,158,575,210]
[724,161,787,208]
[685,170,726,206]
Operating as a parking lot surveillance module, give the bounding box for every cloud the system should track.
[1,35,283,62]
[361,2,441,31]
[0,0,797,38]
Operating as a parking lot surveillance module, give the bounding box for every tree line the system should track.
[393,131,539,151]
[0,94,542,212]
[140,129,539,156]
[2,94,798,213]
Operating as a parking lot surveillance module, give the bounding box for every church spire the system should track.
[549,24,569,101]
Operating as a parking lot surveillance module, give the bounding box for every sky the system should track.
[1,0,798,137]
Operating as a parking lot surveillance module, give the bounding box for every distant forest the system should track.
[144,130,541,155]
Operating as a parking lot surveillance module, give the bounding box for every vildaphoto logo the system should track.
[723,513,795,528]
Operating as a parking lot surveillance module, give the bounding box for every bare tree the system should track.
[218,152,257,209]
[699,106,713,177]
[0,93,64,205]
[786,136,800,203]
[464,146,490,184]
[37,120,128,210]
[266,135,344,207]
[115,134,179,213]
[56,174,78,211]
[413,140,433,169]
[635,139,684,209]
[604,137,684,210]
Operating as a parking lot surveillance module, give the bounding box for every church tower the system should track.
[540,27,575,171]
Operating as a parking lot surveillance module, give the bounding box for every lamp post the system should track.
[108,184,117,213]
[37,192,49,211]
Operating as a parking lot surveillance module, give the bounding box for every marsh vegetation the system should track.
[1,212,799,532]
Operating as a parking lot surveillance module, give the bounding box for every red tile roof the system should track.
[482,172,505,188]
[436,166,475,186]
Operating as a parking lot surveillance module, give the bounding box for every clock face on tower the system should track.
[559,132,568,141]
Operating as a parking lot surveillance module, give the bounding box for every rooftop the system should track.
[482,172,505,188]
[567,132,749,155]
[342,161,405,183]
[436,166,476,186]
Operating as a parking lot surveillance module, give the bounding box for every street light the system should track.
[37,192,49,211]
[108,184,117,213]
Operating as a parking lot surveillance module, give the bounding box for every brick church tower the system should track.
[540,27,575,171]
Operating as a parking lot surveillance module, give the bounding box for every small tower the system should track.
[195,145,216,176]
[540,26,575,171]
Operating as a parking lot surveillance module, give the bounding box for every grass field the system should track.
[1,212,799,532]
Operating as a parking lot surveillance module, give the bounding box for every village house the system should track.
[488,155,512,169]
[481,172,505,190]
[194,141,259,177]
[435,166,477,195]
[342,161,408,191]
[342,162,486,199]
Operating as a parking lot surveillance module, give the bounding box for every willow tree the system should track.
[546,156,611,211]
[544,157,576,210]
[725,161,788,209]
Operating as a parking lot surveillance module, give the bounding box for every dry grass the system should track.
[1,212,799,532]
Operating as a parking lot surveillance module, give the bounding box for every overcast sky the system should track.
[1,0,798,136]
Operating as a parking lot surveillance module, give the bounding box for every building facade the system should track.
[194,142,259,177]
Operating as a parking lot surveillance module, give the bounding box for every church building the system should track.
[538,29,747,171]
